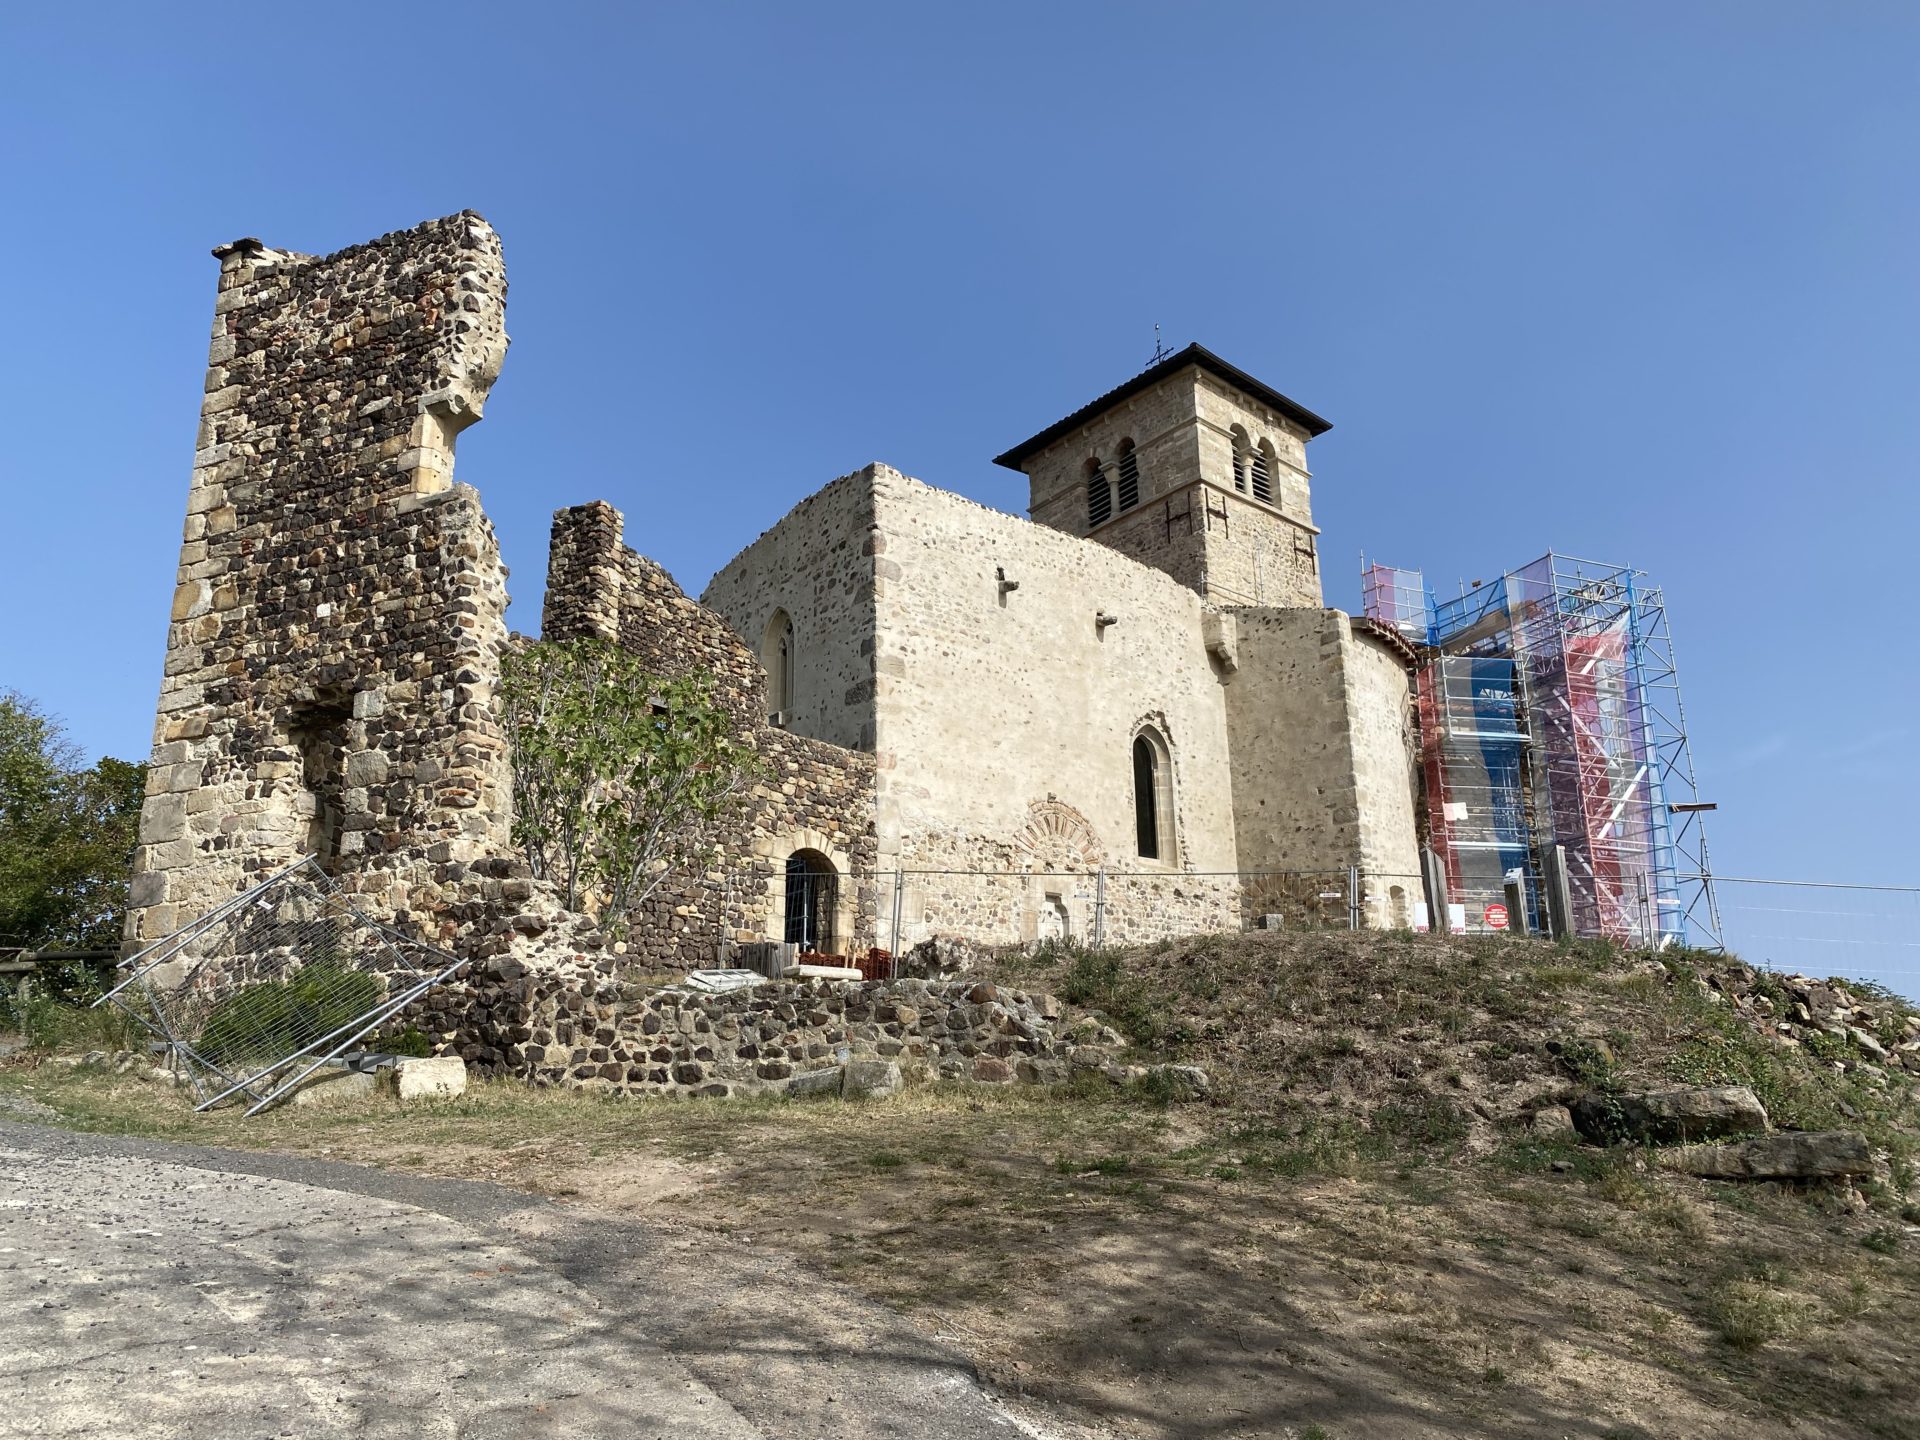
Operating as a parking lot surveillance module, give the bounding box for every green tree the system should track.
[499,639,764,933]
[0,691,148,951]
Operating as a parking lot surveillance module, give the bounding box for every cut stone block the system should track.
[841,1058,903,1100]
[1571,1086,1768,1145]
[1658,1131,1872,1181]
[787,1065,844,1098]
[385,1055,467,1102]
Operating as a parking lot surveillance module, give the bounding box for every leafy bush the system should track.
[501,639,765,931]
[370,1024,433,1058]
[0,691,146,950]
[1,964,141,1051]
[1554,1036,1622,1089]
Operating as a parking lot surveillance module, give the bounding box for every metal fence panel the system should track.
[1710,876,1920,995]
[98,858,465,1114]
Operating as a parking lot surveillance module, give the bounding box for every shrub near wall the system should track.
[453,950,1092,1098]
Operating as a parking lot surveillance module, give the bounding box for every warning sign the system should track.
[1484,903,1509,931]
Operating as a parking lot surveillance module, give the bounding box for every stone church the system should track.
[124,213,1422,968]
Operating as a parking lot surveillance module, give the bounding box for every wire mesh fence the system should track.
[872,867,1469,959]
[1710,876,1920,998]
[97,858,465,1114]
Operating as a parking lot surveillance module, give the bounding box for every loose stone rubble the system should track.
[1707,965,1920,1081]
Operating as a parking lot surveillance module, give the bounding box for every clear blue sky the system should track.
[2,3,1915,955]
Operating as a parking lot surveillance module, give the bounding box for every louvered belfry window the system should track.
[1116,441,1140,511]
[1250,450,1273,504]
[1086,461,1112,528]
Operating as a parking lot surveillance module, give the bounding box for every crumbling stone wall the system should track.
[448,950,1091,1097]
[127,214,516,948]
[541,503,879,967]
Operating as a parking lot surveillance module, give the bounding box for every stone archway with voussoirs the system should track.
[1012,796,1106,945]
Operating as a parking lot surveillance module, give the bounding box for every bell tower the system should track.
[994,344,1330,608]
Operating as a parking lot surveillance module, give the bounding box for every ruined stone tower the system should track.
[995,344,1330,608]
[125,214,517,946]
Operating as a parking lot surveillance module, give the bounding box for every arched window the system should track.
[1116,438,1140,512]
[1251,439,1276,505]
[763,609,794,721]
[1132,727,1175,863]
[1229,425,1251,493]
[784,849,838,952]
[1085,458,1112,529]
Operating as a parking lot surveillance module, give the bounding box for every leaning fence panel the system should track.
[96,858,466,1113]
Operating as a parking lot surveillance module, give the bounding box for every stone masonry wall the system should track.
[869,467,1244,945]
[127,214,516,948]
[697,473,882,752]
[449,949,1094,1096]
[541,503,879,967]
[1221,607,1422,923]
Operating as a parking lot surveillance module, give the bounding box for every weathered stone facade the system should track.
[699,459,1422,949]
[1009,346,1325,608]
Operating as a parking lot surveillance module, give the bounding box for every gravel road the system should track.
[0,1120,1063,1440]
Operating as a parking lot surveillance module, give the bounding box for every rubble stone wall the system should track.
[446,953,1090,1097]
[126,213,516,948]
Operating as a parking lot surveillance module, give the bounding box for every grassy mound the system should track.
[992,930,1919,1184]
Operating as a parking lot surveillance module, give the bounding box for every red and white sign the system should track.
[1484,903,1509,931]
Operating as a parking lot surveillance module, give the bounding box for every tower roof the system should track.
[992,343,1332,470]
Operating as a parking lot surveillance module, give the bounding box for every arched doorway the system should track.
[783,850,838,953]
